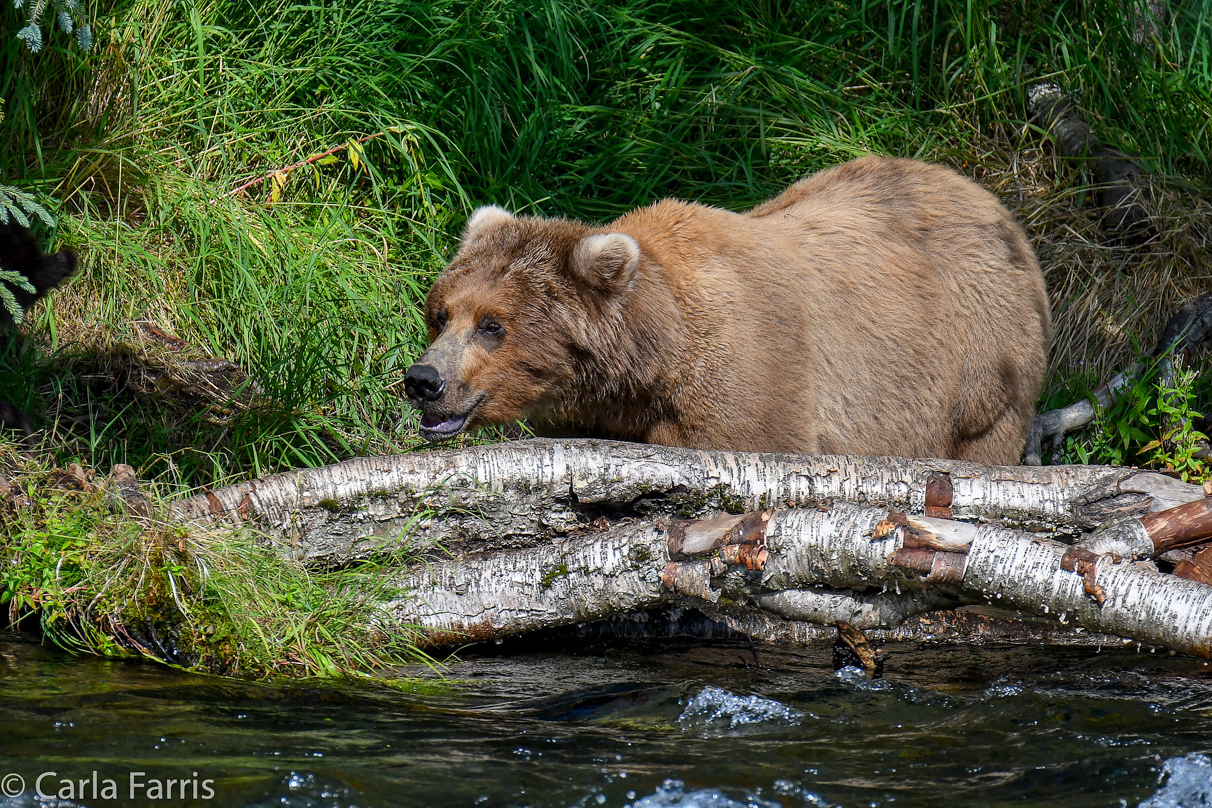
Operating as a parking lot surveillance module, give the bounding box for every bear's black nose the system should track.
[405,363,446,403]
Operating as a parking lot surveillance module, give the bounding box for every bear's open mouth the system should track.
[419,412,468,438]
[417,393,485,441]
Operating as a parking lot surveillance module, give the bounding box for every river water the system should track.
[1,633,1211,807]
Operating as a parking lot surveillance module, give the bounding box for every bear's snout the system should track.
[404,363,446,404]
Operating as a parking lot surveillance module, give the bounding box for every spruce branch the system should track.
[0,186,53,228]
[13,0,93,52]
[0,270,36,324]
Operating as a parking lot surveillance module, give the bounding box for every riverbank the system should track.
[0,438,427,675]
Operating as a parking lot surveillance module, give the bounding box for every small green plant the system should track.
[0,440,434,676]
[1141,365,1209,482]
[1077,366,1158,468]
[1063,356,1210,482]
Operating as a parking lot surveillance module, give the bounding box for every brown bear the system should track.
[405,156,1051,464]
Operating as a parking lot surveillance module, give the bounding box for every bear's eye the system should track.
[431,307,449,333]
[478,317,505,338]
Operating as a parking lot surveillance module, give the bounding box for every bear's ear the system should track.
[572,232,640,294]
[462,205,514,244]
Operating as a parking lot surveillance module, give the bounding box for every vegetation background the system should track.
[2,0,1210,488]
[1,0,1211,675]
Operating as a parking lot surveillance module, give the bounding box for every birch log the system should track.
[172,439,1201,563]
[387,501,1212,658]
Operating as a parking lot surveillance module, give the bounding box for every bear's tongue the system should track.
[421,412,467,434]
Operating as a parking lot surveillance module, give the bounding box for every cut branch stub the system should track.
[1140,496,1212,553]
[924,472,953,518]
[661,558,722,602]
[833,622,883,677]
[1060,547,1110,604]
[889,511,971,585]
[107,463,153,519]
[668,509,771,570]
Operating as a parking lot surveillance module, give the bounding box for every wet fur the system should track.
[1,222,77,436]
[417,156,1051,464]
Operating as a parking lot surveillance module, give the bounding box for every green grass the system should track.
[1,0,1210,488]
[0,437,431,675]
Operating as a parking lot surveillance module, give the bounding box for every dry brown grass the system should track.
[970,123,1212,400]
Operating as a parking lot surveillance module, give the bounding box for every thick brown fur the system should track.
[410,156,1051,464]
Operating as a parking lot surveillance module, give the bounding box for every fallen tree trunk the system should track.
[1028,80,1154,240]
[171,440,1212,658]
[174,439,1202,563]
[388,501,1212,658]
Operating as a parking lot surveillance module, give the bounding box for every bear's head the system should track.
[405,206,641,441]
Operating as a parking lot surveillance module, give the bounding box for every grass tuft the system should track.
[0,438,430,676]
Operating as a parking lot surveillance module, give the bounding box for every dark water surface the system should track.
[2,634,1211,807]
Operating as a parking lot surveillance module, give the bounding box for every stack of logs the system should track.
[171,439,1212,661]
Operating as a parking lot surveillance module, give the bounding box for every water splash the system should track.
[1138,753,1212,807]
[624,779,783,807]
[677,685,803,730]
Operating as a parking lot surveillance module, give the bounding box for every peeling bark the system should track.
[173,439,1201,563]
[384,496,1212,658]
[1175,547,1212,585]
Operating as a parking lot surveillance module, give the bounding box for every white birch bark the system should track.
[755,588,960,629]
[172,439,1201,563]
[390,522,669,644]
[961,527,1212,656]
[387,499,1212,657]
